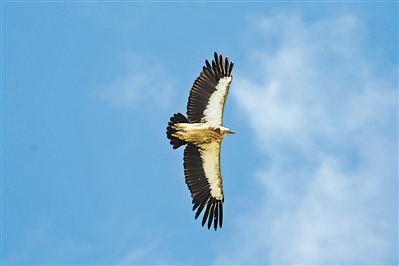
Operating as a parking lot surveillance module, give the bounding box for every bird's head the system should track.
[220,126,234,136]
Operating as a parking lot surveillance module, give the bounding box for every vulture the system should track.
[166,52,234,230]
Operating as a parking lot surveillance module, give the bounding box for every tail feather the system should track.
[167,113,189,149]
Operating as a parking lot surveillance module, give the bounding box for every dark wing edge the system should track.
[187,52,234,124]
[183,143,224,230]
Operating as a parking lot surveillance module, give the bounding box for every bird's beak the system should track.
[230,130,235,134]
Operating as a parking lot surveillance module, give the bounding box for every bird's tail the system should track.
[167,113,189,149]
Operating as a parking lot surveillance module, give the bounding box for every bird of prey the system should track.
[166,52,234,230]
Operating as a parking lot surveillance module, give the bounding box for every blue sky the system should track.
[2,1,398,265]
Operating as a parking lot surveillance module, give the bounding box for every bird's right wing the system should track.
[183,142,224,230]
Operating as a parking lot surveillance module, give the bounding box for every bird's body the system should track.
[171,123,233,145]
[166,53,234,230]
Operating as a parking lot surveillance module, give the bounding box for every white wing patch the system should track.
[199,142,224,200]
[202,76,232,125]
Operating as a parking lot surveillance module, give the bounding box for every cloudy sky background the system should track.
[2,1,397,265]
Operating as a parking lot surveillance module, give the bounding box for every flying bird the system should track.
[166,52,234,230]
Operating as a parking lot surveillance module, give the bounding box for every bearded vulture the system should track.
[166,52,234,230]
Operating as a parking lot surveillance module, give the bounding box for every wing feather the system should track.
[213,202,218,230]
[207,203,215,229]
[202,203,212,227]
[219,201,223,228]
[183,143,224,230]
[187,52,234,125]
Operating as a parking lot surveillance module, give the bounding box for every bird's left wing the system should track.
[183,142,224,230]
[187,52,234,125]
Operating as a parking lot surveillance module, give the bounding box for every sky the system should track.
[1,1,398,265]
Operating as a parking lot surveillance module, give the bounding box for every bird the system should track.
[166,52,234,230]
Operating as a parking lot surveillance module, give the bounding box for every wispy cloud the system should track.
[215,12,397,265]
[3,220,92,265]
[118,245,163,265]
[97,50,172,110]
[117,237,174,265]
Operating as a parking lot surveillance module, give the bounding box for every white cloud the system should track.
[118,247,150,265]
[3,220,92,265]
[118,241,172,265]
[214,12,397,265]
[97,50,172,110]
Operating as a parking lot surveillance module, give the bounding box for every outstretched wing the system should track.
[183,142,224,230]
[187,52,234,125]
